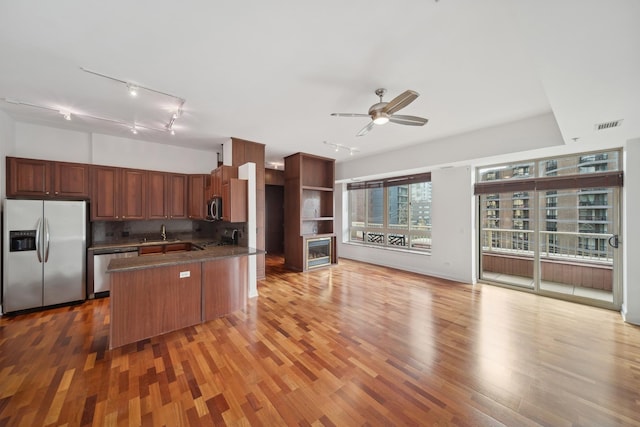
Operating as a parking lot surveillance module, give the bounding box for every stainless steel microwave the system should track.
[207,197,222,221]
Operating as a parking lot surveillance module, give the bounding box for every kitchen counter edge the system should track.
[107,246,262,273]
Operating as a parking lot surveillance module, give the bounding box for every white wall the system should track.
[91,133,217,173]
[336,112,564,180]
[0,111,15,200]
[14,122,91,163]
[11,122,218,174]
[338,166,475,283]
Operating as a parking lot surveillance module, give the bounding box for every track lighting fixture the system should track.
[323,141,359,156]
[80,67,185,103]
[2,97,182,137]
[80,67,187,133]
[127,84,138,97]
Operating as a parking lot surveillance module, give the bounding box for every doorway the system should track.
[265,184,284,255]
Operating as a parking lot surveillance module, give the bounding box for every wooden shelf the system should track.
[284,152,337,271]
[302,185,333,192]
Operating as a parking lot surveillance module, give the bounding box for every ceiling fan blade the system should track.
[356,121,375,136]
[389,115,428,126]
[331,113,370,118]
[382,90,419,115]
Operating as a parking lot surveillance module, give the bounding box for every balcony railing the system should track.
[481,228,614,263]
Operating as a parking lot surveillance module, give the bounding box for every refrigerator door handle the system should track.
[44,218,51,262]
[35,218,43,263]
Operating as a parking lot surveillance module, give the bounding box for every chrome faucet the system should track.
[160,224,166,241]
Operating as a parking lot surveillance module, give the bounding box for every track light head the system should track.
[127,84,138,97]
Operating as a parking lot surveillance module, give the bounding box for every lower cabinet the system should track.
[109,263,202,349]
[109,255,250,349]
[202,256,248,321]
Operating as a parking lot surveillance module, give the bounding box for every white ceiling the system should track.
[0,1,638,168]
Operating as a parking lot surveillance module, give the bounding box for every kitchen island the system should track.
[107,246,260,349]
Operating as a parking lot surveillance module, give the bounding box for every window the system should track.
[347,173,431,252]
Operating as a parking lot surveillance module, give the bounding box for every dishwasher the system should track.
[91,247,138,297]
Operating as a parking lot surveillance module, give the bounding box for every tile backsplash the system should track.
[91,219,248,246]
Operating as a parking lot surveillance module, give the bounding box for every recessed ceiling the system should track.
[0,1,637,167]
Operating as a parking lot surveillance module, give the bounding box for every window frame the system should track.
[347,173,432,253]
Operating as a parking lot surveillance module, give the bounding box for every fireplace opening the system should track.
[307,237,331,269]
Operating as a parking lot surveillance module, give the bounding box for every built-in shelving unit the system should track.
[284,152,336,271]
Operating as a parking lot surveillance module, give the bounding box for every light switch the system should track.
[179,271,190,278]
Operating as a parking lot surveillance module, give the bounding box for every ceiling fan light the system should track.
[372,112,389,125]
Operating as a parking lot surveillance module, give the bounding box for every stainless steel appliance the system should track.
[92,248,138,296]
[2,199,87,313]
[206,196,222,221]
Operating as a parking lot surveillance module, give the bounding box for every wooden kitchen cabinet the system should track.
[7,157,89,199]
[147,172,188,220]
[188,174,210,219]
[147,171,168,219]
[90,166,147,220]
[222,178,247,222]
[210,165,237,198]
[119,168,147,220]
[168,173,188,219]
[91,166,119,220]
[202,256,248,321]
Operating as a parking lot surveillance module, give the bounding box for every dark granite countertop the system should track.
[107,246,262,273]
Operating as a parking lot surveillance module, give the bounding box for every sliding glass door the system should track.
[477,150,622,309]
[538,187,619,304]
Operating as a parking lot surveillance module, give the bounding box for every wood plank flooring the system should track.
[1,256,640,426]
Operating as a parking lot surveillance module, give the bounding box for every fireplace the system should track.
[306,237,332,269]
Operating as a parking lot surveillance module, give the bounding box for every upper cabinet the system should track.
[7,156,205,222]
[90,166,147,221]
[210,165,246,222]
[188,174,210,220]
[7,157,89,199]
[168,173,188,219]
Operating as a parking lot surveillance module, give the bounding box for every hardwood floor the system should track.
[1,256,639,426]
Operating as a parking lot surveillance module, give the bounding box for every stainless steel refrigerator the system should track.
[2,199,86,313]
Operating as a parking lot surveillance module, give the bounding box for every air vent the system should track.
[594,119,623,131]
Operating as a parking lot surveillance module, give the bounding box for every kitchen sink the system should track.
[138,238,181,245]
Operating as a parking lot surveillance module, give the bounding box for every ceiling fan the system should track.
[331,88,428,136]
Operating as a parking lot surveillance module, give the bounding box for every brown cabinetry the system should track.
[147,171,168,219]
[202,257,248,321]
[147,172,188,220]
[210,165,246,222]
[284,152,336,271]
[188,174,210,219]
[223,179,248,222]
[168,173,188,219]
[90,166,147,220]
[138,242,192,255]
[7,157,89,199]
